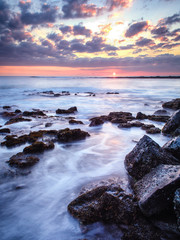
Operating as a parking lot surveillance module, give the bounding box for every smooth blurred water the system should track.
[0,76,180,240]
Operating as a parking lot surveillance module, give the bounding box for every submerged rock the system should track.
[57,128,90,142]
[23,141,54,153]
[8,152,39,168]
[162,98,180,110]
[163,136,180,160]
[125,135,179,181]
[56,106,77,114]
[162,110,180,135]
[154,109,169,115]
[134,164,180,217]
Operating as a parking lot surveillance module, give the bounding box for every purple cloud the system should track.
[136,37,154,47]
[125,21,149,37]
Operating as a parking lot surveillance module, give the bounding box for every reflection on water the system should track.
[0,76,180,239]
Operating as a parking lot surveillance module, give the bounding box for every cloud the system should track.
[106,0,132,11]
[73,25,92,37]
[136,37,154,47]
[21,3,59,25]
[18,0,31,13]
[8,14,24,30]
[119,44,134,50]
[61,0,104,19]
[163,13,180,25]
[174,35,180,41]
[47,33,63,42]
[0,0,10,27]
[59,25,72,34]
[125,21,149,37]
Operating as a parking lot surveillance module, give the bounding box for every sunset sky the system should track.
[0,0,180,76]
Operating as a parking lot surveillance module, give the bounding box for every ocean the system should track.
[0,76,180,240]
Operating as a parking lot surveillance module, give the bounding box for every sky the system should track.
[0,0,180,76]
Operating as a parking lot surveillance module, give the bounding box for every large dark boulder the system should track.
[162,98,180,110]
[57,128,90,142]
[163,136,180,160]
[162,110,180,135]
[125,135,179,181]
[134,164,180,217]
[68,185,137,225]
[8,152,39,168]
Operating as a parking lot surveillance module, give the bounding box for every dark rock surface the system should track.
[0,128,10,133]
[162,98,180,110]
[146,127,161,134]
[89,117,104,127]
[125,135,179,181]
[68,185,137,225]
[109,112,135,121]
[163,136,180,160]
[23,141,54,153]
[134,164,180,216]
[174,188,180,231]
[5,117,32,125]
[57,128,90,142]
[8,152,39,168]
[69,119,84,125]
[3,106,11,109]
[23,110,46,117]
[148,115,170,122]
[141,124,155,130]
[162,110,180,135]
[56,106,77,114]
[136,112,148,120]
[154,109,169,115]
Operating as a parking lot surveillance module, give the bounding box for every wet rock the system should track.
[15,109,22,113]
[118,122,132,128]
[174,188,180,231]
[57,128,90,142]
[45,122,53,128]
[131,121,144,127]
[0,128,10,133]
[8,152,39,168]
[56,106,77,114]
[136,112,148,120]
[110,118,128,124]
[89,117,104,127]
[163,136,180,160]
[23,110,46,117]
[106,92,119,94]
[146,127,161,134]
[23,141,54,154]
[121,218,164,240]
[5,117,32,125]
[1,135,29,147]
[3,106,11,109]
[125,135,179,181]
[162,98,180,110]
[2,111,16,118]
[141,124,155,130]
[134,164,180,216]
[162,110,180,135]
[69,119,84,125]
[154,109,169,115]
[148,115,170,122]
[68,185,137,225]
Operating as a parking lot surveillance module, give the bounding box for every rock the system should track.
[8,152,39,168]
[23,141,54,154]
[174,188,180,231]
[106,92,119,94]
[162,110,180,135]
[136,112,148,120]
[141,124,155,130]
[146,127,161,134]
[1,135,29,147]
[154,109,169,115]
[125,135,179,181]
[0,128,10,133]
[2,112,16,118]
[68,185,137,225]
[69,119,84,125]
[163,136,180,160]
[5,117,32,125]
[15,109,22,113]
[134,165,180,216]
[162,98,180,110]
[110,118,128,123]
[56,106,77,114]
[45,122,53,127]
[109,112,134,119]
[3,106,11,109]
[57,128,90,142]
[148,115,170,122]
[23,110,46,116]
[118,122,132,128]
[89,117,104,127]
[131,121,144,127]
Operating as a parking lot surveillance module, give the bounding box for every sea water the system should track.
[0,76,180,240]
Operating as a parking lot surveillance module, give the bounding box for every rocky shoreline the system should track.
[0,97,180,239]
